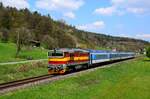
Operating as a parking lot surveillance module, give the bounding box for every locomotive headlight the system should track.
[48,65,51,68]
[62,64,66,68]
[48,66,53,70]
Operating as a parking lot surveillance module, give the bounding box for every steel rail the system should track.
[0,74,54,90]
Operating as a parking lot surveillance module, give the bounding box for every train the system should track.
[48,48,135,74]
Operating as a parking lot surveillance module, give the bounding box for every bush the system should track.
[146,46,150,58]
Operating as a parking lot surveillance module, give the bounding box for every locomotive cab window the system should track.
[52,53,63,56]
[48,52,64,57]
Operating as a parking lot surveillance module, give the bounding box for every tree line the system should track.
[0,2,149,54]
[0,2,76,50]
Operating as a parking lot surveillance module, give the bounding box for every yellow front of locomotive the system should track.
[48,50,69,74]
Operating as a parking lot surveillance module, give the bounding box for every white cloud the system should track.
[35,0,84,19]
[127,7,146,14]
[112,0,150,14]
[0,0,29,9]
[94,0,150,16]
[111,0,124,4]
[76,21,105,31]
[94,6,116,15]
[63,12,75,19]
[136,33,150,39]
[116,33,150,41]
[36,0,84,11]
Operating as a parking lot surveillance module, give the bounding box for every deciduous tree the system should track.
[15,27,31,57]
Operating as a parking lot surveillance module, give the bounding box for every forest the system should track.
[0,2,149,52]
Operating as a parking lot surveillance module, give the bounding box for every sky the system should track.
[0,0,150,42]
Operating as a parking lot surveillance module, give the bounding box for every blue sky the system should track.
[0,0,150,41]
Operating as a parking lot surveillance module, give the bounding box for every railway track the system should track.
[0,74,56,94]
[0,58,135,94]
[0,74,51,89]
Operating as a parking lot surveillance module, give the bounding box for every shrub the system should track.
[146,46,150,58]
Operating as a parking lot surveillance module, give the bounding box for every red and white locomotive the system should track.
[48,48,89,74]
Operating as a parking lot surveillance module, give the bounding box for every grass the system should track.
[0,42,48,83]
[0,60,48,84]
[19,47,48,60]
[0,42,48,63]
[0,43,19,62]
[0,57,150,99]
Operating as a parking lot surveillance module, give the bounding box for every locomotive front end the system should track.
[48,50,69,74]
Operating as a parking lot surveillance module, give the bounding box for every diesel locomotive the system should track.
[48,48,135,74]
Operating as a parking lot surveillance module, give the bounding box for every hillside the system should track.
[0,2,149,52]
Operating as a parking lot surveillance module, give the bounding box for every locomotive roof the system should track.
[86,49,113,53]
[49,48,134,54]
[86,49,134,54]
[50,48,89,53]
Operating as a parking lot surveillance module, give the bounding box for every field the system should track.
[0,61,48,84]
[0,57,149,99]
[0,42,48,63]
[0,42,48,83]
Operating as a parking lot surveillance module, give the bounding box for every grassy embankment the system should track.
[0,57,149,99]
[0,42,48,83]
[0,42,48,63]
[0,60,48,84]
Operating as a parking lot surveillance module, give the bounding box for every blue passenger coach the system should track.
[88,50,110,64]
[87,49,135,65]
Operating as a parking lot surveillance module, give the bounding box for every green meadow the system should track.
[1,57,149,99]
[0,42,48,63]
[0,61,48,84]
[0,42,48,83]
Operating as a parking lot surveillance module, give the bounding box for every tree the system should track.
[15,27,31,57]
[0,7,11,42]
[42,35,57,49]
[146,46,150,58]
[0,9,11,29]
[1,28,9,42]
